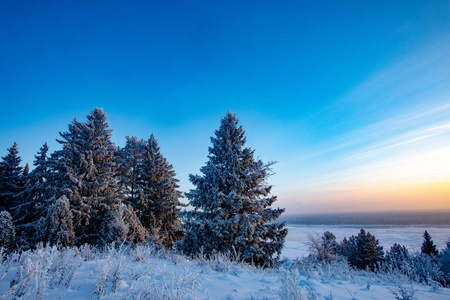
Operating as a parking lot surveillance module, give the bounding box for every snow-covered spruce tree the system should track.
[385,243,409,271]
[116,136,146,208]
[136,133,184,248]
[12,143,52,248]
[45,195,75,247]
[181,112,287,266]
[0,142,23,212]
[0,211,16,253]
[344,229,384,271]
[57,108,125,245]
[421,230,439,257]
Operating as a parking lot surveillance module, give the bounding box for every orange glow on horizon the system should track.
[282,179,450,214]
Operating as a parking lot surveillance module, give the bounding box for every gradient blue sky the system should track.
[1,1,449,214]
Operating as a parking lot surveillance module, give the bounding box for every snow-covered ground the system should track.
[1,243,449,300]
[283,225,450,260]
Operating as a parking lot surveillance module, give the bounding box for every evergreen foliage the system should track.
[385,243,409,271]
[57,108,123,245]
[12,143,51,247]
[22,163,29,177]
[440,240,450,284]
[0,211,16,253]
[421,230,439,257]
[117,136,146,207]
[342,229,384,271]
[45,195,75,247]
[136,133,184,248]
[108,204,148,244]
[182,112,287,266]
[0,143,23,212]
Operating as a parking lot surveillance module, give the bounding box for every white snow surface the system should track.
[1,241,450,300]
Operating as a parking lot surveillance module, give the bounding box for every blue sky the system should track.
[1,1,449,213]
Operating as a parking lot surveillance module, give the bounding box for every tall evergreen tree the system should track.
[0,142,23,212]
[57,108,123,245]
[137,133,184,248]
[13,143,51,247]
[117,136,146,207]
[182,112,287,266]
[421,230,439,257]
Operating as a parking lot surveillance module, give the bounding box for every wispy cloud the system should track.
[278,37,450,213]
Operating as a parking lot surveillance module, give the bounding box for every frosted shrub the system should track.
[1,245,84,299]
[0,211,15,253]
[124,267,201,300]
[132,244,157,262]
[306,231,338,263]
[91,257,112,299]
[155,268,201,300]
[8,254,39,299]
[409,253,444,287]
[206,251,235,272]
[50,247,82,287]
[0,250,15,284]
[280,269,303,300]
[292,255,353,282]
[78,243,98,261]
[91,245,130,299]
[388,281,416,300]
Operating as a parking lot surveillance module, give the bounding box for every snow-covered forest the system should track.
[1,108,450,299]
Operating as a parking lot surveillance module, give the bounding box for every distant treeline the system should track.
[282,211,450,226]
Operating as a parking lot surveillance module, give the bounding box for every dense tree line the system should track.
[0,109,286,266]
[0,108,185,250]
[307,229,450,286]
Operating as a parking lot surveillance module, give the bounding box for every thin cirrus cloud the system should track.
[277,37,450,214]
[280,103,450,214]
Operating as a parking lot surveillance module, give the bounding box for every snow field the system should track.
[1,244,450,299]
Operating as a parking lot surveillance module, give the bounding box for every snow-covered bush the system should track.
[280,269,303,299]
[385,243,410,272]
[123,267,201,300]
[388,280,416,300]
[409,252,444,287]
[45,195,75,247]
[2,244,83,299]
[306,231,338,263]
[107,204,148,244]
[0,211,15,253]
